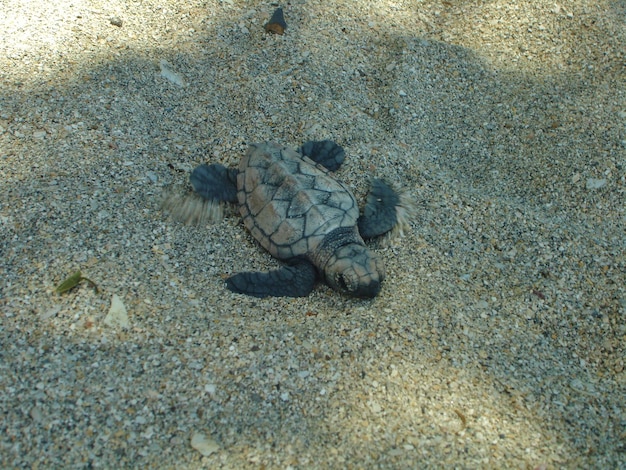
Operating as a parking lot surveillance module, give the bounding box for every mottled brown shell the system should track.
[238,142,358,260]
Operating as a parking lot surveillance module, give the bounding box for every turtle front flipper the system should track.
[226,258,317,298]
[190,164,238,202]
[298,140,345,172]
[358,178,416,239]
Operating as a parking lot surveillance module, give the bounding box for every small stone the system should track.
[110,17,123,27]
[30,406,43,423]
[369,400,382,413]
[571,173,580,183]
[503,247,517,261]
[191,432,219,456]
[569,378,584,391]
[141,426,155,439]
[586,178,606,190]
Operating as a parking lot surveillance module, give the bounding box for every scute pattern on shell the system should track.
[238,143,359,260]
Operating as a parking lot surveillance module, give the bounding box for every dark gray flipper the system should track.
[226,259,317,298]
[298,140,345,172]
[190,164,238,202]
[358,179,400,239]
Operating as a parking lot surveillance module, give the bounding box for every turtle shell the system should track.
[238,143,359,260]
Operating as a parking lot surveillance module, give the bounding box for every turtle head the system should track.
[323,243,385,298]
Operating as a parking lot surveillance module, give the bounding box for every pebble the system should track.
[29,407,43,423]
[368,401,382,413]
[190,433,219,457]
[586,178,607,190]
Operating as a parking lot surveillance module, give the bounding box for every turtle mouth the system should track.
[335,271,382,298]
[352,279,381,298]
[328,246,384,298]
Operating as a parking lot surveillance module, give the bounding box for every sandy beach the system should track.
[1,0,624,467]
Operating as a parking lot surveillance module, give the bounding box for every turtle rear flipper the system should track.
[226,259,317,298]
[190,163,238,202]
[162,163,238,225]
[298,140,345,172]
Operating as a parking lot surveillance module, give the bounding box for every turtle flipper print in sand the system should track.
[183,141,413,298]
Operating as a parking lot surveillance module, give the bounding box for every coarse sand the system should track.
[1,0,624,468]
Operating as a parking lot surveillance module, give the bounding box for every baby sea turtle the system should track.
[166,141,413,298]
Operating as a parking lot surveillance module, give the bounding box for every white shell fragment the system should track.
[41,305,61,320]
[191,432,219,457]
[104,294,129,328]
[159,59,185,87]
